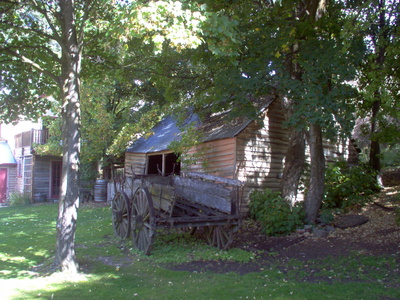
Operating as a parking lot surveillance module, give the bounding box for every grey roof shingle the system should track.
[126,115,197,153]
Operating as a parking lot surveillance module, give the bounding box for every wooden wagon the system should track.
[111,172,244,255]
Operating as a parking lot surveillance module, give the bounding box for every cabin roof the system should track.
[0,141,17,165]
[126,115,196,154]
[127,96,275,154]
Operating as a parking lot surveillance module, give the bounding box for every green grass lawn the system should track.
[1,203,399,299]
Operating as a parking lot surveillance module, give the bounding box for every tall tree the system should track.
[261,0,362,222]
[56,0,82,273]
[356,0,400,184]
[281,0,328,223]
[0,0,120,272]
[1,0,231,271]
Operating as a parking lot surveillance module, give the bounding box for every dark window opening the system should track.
[165,153,180,175]
[147,155,162,175]
[147,153,181,176]
[51,161,62,198]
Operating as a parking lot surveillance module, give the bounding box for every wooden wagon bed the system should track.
[112,172,244,255]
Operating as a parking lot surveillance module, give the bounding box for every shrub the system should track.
[249,189,304,236]
[8,192,31,206]
[381,144,400,167]
[323,162,380,210]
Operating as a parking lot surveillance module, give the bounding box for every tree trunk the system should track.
[369,98,381,171]
[280,127,306,207]
[304,123,325,224]
[54,0,82,273]
[278,11,306,206]
[369,99,383,187]
[368,0,386,188]
[279,31,306,208]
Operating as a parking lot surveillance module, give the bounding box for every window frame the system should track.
[146,152,180,176]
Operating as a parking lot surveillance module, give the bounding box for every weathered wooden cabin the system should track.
[13,129,62,202]
[125,97,349,212]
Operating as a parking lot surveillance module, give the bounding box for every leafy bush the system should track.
[381,144,400,167]
[318,208,336,224]
[323,162,380,210]
[249,189,304,236]
[8,192,31,205]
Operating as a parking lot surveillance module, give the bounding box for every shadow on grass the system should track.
[4,262,400,300]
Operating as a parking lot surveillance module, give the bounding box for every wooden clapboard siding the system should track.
[16,173,24,194]
[185,138,236,179]
[32,156,62,199]
[125,152,146,176]
[303,137,349,165]
[13,147,29,195]
[323,137,348,163]
[32,156,48,197]
[7,166,18,195]
[235,100,288,212]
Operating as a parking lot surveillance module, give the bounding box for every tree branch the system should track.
[30,0,63,45]
[0,20,60,44]
[2,44,62,64]
[3,48,60,84]
[0,0,20,15]
[77,0,97,48]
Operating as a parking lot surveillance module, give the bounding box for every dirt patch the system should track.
[382,167,400,187]
[170,185,400,275]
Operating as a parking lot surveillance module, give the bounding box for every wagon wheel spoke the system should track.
[205,225,234,250]
[142,212,150,223]
[131,187,155,255]
[132,202,140,216]
[137,227,152,253]
[111,192,131,239]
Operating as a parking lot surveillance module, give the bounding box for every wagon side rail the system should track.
[175,172,245,216]
[181,172,244,187]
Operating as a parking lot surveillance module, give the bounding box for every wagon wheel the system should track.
[204,225,235,250]
[112,191,131,239]
[131,187,156,255]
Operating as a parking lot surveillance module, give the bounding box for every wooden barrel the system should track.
[94,179,108,202]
